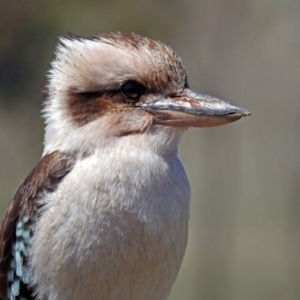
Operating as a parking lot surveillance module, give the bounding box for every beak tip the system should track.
[241,109,251,117]
[230,108,251,122]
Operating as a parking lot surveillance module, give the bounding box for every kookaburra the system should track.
[0,32,250,300]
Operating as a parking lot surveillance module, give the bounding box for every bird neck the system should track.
[43,121,184,159]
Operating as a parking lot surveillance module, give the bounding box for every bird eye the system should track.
[121,81,145,101]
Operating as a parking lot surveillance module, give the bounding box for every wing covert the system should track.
[0,151,75,300]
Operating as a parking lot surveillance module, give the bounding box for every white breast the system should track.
[30,135,190,300]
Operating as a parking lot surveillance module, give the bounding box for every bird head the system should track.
[42,32,250,156]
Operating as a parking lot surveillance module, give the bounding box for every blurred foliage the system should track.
[1,0,300,299]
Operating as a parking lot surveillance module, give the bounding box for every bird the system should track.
[0,32,250,300]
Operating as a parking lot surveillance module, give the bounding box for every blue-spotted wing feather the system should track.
[0,151,75,300]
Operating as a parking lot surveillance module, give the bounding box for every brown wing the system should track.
[0,151,76,299]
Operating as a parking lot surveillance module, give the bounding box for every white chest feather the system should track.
[30,143,190,300]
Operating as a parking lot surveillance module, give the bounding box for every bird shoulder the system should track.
[0,151,76,299]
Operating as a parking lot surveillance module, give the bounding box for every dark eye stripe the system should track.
[75,81,145,103]
[184,77,189,89]
[77,91,104,100]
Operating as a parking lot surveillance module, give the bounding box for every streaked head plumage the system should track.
[47,32,187,98]
[42,32,249,156]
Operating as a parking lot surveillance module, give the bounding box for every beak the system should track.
[141,89,250,127]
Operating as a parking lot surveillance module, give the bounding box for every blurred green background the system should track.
[1,0,299,299]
